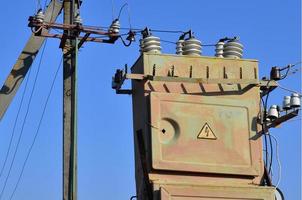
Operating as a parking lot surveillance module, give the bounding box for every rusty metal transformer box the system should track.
[129,53,275,199]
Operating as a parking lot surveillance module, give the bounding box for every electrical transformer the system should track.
[113,53,276,200]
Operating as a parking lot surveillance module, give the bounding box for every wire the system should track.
[0,69,32,179]
[118,3,129,19]
[278,83,301,95]
[291,61,302,67]
[36,0,42,11]
[43,0,48,11]
[268,132,273,175]
[260,80,274,176]
[202,44,216,47]
[160,39,176,44]
[126,4,132,30]
[8,58,62,200]
[111,0,115,20]
[269,134,282,188]
[149,29,184,34]
[0,41,48,200]
[119,36,132,47]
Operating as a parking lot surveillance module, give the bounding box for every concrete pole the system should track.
[63,0,78,200]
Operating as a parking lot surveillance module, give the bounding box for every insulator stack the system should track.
[215,41,224,58]
[268,105,279,119]
[290,93,301,108]
[182,37,202,56]
[109,19,120,34]
[283,96,291,110]
[35,9,45,23]
[223,39,243,59]
[140,35,162,54]
[139,39,144,53]
[176,39,184,55]
[74,14,83,25]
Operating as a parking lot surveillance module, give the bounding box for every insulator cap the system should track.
[109,19,120,34]
[270,67,281,80]
[290,93,301,108]
[268,105,279,120]
[74,14,83,25]
[223,39,243,59]
[182,37,202,56]
[35,9,45,23]
[283,96,291,110]
[140,35,162,54]
[176,39,184,55]
[215,41,224,58]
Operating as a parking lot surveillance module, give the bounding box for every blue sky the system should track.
[0,0,301,199]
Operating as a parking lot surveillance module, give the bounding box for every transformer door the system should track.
[149,92,261,176]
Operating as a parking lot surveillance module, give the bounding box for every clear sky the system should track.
[0,0,301,199]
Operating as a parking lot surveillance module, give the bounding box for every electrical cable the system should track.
[36,0,42,11]
[8,58,62,200]
[126,3,132,30]
[269,134,282,188]
[261,98,269,169]
[280,65,291,80]
[264,86,274,176]
[160,39,176,44]
[118,3,129,19]
[0,69,32,179]
[43,0,48,11]
[111,0,115,20]
[278,83,301,96]
[149,29,184,34]
[260,80,274,176]
[119,36,132,47]
[0,41,48,200]
[268,131,273,175]
[291,61,302,68]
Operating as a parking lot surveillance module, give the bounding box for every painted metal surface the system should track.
[0,0,63,120]
[149,92,261,176]
[128,53,267,199]
[159,185,275,200]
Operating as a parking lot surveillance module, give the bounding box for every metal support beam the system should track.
[0,0,63,120]
[63,0,78,200]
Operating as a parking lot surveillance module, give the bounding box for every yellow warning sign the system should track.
[197,123,217,140]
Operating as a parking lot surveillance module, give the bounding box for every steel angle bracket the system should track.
[251,109,299,140]
[0,0,63,120]
[112,72,275,95]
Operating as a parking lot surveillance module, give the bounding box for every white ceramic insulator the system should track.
[141,35,162,54]
[290,93,301,108]
[223,40,244,59]
[74,15,83,25]
[283,96,291,110]
[176,39,184,55]
[215,41,224,58]
[182,37,202,56]
[268,105,279,119]
[109,20,120,34]
[36,10,45,23]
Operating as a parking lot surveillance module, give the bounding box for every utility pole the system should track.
[63,1,78,200]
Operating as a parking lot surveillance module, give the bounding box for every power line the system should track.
[0,69,32,179]
[118,3,129,19]
[8,58,62,200]
[278,83,301,95]
[0,41,48,200]
[111,0,115,20]
[291,61,302,68]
